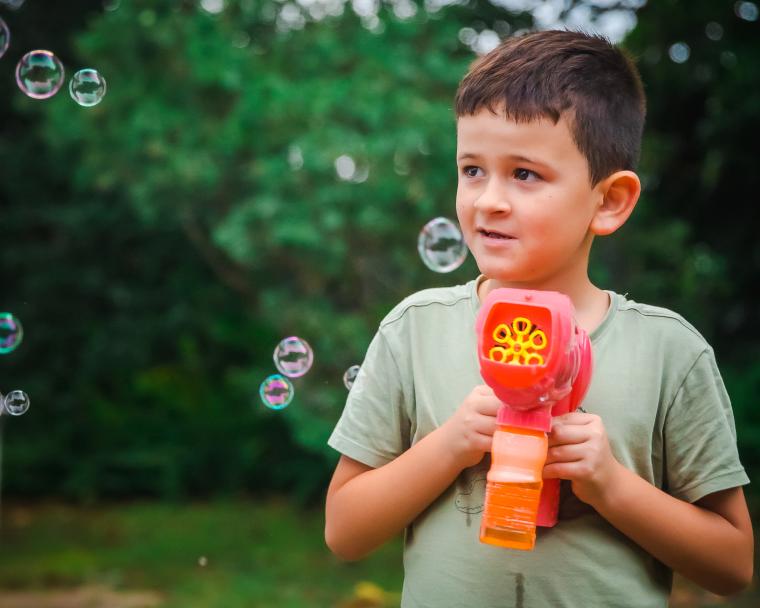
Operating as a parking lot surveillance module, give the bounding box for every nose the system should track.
[473,177,511,214]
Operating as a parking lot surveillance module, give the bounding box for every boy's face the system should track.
[456,109,604,289]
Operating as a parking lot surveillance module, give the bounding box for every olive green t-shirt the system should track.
[327,277,749,608]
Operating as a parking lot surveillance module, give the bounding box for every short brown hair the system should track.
[455,30,646,185]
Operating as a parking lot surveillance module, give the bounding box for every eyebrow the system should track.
[457,153,543,165]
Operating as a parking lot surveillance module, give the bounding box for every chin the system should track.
[475,259,517,280]
[478,266,541,287]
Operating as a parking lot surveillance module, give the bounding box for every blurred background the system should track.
[0,0,757,606]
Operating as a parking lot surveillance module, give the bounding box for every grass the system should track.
[0,499,403,608]
[0,499,758,607]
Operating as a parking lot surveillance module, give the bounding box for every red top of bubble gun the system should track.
[475,288,593,432]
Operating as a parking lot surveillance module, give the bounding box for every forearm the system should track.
[592,462,753,595]
[326,428,463,560]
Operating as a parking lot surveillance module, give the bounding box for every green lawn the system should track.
[0,499,403,608]
[0,499,757,608]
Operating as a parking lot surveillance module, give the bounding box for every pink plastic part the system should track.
[475,288,593,530]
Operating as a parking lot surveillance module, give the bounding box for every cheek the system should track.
[455,194,470,224]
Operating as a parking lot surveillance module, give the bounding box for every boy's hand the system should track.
[440,385,501,470]
[543,411,622,507]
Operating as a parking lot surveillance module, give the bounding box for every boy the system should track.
[325,30,753,607]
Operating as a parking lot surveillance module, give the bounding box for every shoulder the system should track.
[610,293,712,362]
[379,281,475,330]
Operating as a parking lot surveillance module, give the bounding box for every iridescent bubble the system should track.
[0,312,23,354]
[705,22,724,41]
[417,217,468,273]
[0,17,9,59]
[273,336,313,378]
[0,0,26,9]
[735,1,759,21]
[668,42,690,64]
[4,390,30,416]
[69,68,107,107]
[16,50,65,99]
[259,374,294,410]
[343,365,361,390]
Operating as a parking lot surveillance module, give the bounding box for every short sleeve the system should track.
[664,348,749,503]
[327,328,412,468]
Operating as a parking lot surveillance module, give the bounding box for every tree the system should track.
[1,0,757,499]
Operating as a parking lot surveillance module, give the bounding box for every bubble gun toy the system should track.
[475,288,593,551]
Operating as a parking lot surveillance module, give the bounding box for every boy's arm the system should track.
[325,434,461,561]
[545,412,754,596]
[597,469,753,595]
[325,385,502,561]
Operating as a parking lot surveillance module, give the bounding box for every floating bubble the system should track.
[16,50,65,99]
[668,42,690,64]
[0,0,26,10]
[259,374,294,410]
[417,217,468,273]
[0,313,23,354]
[705,22,724,41]
[343,365,361,390]
[720,50,738,69]
[4,390,30,416]
[273,336,313,378]
[69,68,107,107]
[0,17,9,59]
[735,1,759,21]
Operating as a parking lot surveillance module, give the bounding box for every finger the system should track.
[545,443,586,465]
[553,411,596,425]
[475,432,496,453]
[474,385,496,397]
[548,423,592,447]
[473,394,502,417]
[471,413,498,436]
[543,462,584,480]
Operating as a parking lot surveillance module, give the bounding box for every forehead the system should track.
[456,109,584,169]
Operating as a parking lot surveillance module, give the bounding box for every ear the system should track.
[590,171,641,236]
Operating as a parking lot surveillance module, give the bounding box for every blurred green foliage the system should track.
[0,0,757,502]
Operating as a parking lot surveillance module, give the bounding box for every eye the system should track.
[514,168,540,181]
[462,165,483,178]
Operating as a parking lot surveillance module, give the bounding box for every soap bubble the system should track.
[668,42,690,64]
[417,217,468,273]
[735,1,759,21]
[259,374,294,410]
[705,22,724,41]
[273,336,313,378]
[69,68,107,107]
[343,365,360,390]
[0,17,9,59]
[0,313,23,354]
[16,50,65,99]
[4,390,30,416]
[0,0,26,9]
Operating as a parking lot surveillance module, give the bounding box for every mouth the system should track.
[477,228,514,240]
